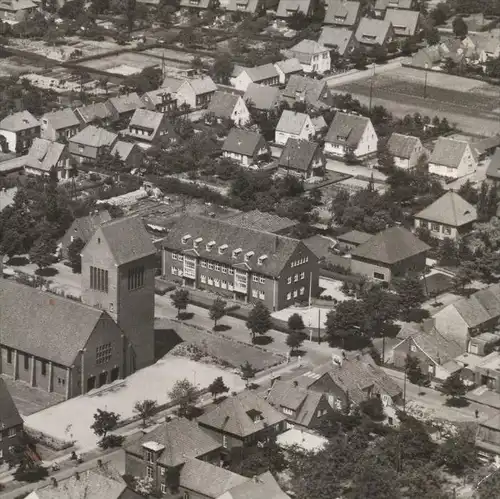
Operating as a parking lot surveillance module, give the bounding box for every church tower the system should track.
[81,216,156,372]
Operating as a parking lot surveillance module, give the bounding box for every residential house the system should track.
[374,0,413,17]
[433,283,500,351]
[141,88,177,113]
[0,378,23,464]
[226,0,263,15]
[477,414,500,455]
[474,134,500,161]
[174,76,218,109]
[470,351,500,394]
[111,140,144,170]
[470,31,500,63]
[160,214,319,310]
[74,102,118,126]
[414,191,477,240]
[197,391,287,456]
[486,148,500,183]
[60,210,112,260]
[24,138,72,180]
[285,40,331,74]
[125,109,178,147]
[386,132,426,169]
[275,110,314,146]
[274,59,303,85]
[391,320,464,380]
[266,380,334,429]
[40,109,81,142]
[206,91,250,126]
[428,137,477,179]
[278,138,326,178]
[355,17,394,48]
[312,115,327,135]
[0,110,40,153]
[276,0,314,17]
[318,26,359,56]
[25,462,141,499]
[217,471,291,499]
[336,229,372,251]
[350,226,429,282]
[108,93,145,123]
[224,209,299,235]
[244,83,282,111]
[282,75,332,109]
[180,0,213,9]
[0,0,36,21]
[323,0,360,27]
[222,128,270,168]
[411,45,442,69]
[231,65,280,92]
[294,354,402,414]
[324,112,377,158]
[68,125,118,164]
[385,9,421,37]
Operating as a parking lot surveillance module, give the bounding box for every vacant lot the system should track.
[77,51,163,74]
[333,66,500,136]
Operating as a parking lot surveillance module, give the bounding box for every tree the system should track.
[235,441,287,477]
[67,237,85,273]
[288,312,305,332]
[211,54,234,84]
[425,27,440,46]
[452,262,476,294]
[358,396,385,421]
[171,288,189,318]
[393,276,425,320]
[441,372,466,406]
[438,425,477,475]
[325,300,369,350]
[240,361,256,387]
[458,179,478,205]
[286,10,308,30]
[351,459,399,499]
[133,399,158,427]
[168,378,199,418]
[478,469,500,499]
[246,300,272,342]
[430,2,451,25]
[287,331,305,353]
[207,376,229,401]
[452,15,468,39]
[191,55,204,72]
[29,235,56,270]
[405,355,427,388]
[437,237,458,266]
[209,297,227,328]
[91,409,120,438]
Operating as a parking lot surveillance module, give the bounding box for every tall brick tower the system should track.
[81,216,156,372]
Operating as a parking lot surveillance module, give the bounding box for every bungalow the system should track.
[374,0,413,17]
[244,83,282,111]
[323,0,360,27]
[40,108,81,142]
[125,109,178,147]
[324,112,377,158]
[175,76,218,109]
[222,128,270,167]
[275,110,314,146]
[428,137,477,179]
[414,191,477,241]
[386,132,426,169]
[274,59,303,85]
[226,0,263,14]
[206,91,250,126]
[266,380,334,429]
[24,138,72,180]
[282,75,332,109]
[0,378,23,464]
[230,64,280,92]
[0,0,36,22]
[385,9,421,37]
[276,0,314,17]
[318,26,359,56]
[141,88,177,113]
[68,125,118,164]
[355,17,394,48]
[278,139,326,179]
[0,110,40,153]
[74,102,118,126]
[285,40,331,75]
[108,92,145,122]
[351,226,429,282]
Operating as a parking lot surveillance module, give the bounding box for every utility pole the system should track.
[318,308,321,344]
[369,63,375,113]
[424,63,429,99]
[403,366,407,413]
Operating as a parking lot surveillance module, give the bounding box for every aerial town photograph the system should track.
[3,0,500,496]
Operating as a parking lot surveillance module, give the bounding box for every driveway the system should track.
[325,158,387,181]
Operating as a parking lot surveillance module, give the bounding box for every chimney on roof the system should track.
[421,318,435,333]
[51,478,58,487]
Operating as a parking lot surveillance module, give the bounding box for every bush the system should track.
[98,434,125,449]
[14,465,49,483]
[406,308,430,322]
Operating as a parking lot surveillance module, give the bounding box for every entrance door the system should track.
[87,376,96,392]
[110,367,119,382]
[99,371,108,387]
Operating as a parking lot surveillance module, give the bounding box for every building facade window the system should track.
[90,266,108,292]
[6,348,12,364]
[96,343,112,365]
[208,262,213,270]
[222,435,228,448]
[300,272,305,280]
[128,266,145,290]
[24,354,29,371]
[373,272,385,280]
[146,465,154,479]
[41,360,47,376]
[201,260,206,268]
[259,277,265,284]
[287,292,291,300]
[252,289,258,298]
[253,275,258,282]
[287,277,292,284]
[201,275,207,284]
[7,428,16,438]
[300,287,305,295]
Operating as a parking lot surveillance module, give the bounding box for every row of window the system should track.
[128,266,145,291]
[90,266,109,293]
[6,350,48,375]
[291,257,309,268]
[200,275,234,291]
[419,220,452,235]
[0,428,17,442]
[287,272,305,284]
[286,287,306,301]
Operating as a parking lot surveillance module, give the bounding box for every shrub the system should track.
[98,434,125,449]
[406,308,431,322]
[14,465,49,483]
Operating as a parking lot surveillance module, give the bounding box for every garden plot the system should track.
[77,51,161,74]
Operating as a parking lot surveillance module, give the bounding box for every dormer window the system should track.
[232,248,242,259]
[206,240,216,251]
[258,255,268,265]
[181,234,191,244]
[219,244,228,254]
[244,251,255,262]
[193,237,203,248]
[246,409,263,423]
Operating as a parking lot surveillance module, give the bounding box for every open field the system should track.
[332,66,500,136]
[76,51,163,74]
[0,56,47,76]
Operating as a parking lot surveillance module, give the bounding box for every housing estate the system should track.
[108,93,146,121]
[282,75,332,109]
[428,137,477,179]
[285,40,331,74]
[40,109,80,142]
[125,109,178,147]
[414,191,477,240]
[222,128,270,167]
[74,102,118,126]
[323,0,360,27]
[374,0,413,17]
[386,132,426,169]
[275,110,314,145]
[141,88,177,113]
[173,76,218,108]
[318,27,359,56]
[0,378,23,464]
[278,138,326,178]
[350,226,429,282]
[231,64,280,92]
[206,91,250,126]
[0,110,40,153]
[384,8,421,37]
[24,138,72,180]
[355,17,394,48]
[68,125,118,164]
[160,214,319,311]
[276,0,314,17]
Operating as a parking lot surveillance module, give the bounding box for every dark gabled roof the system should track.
[325,112,371,148]
[386,132,421,159]
[337,229,373,245]
[277,0,312,16]
[414,192,477,227]
[0,378,22,429]
[275,58,302,75]
[355,17,392,45]
[70,210,112,243]
[126,418,221,467]
[0,279,108,367]
[42,108,80,130]
[161,215,304,278]
[244,83,282,111]
[75,102,117,124]
[70,125,117,148]
[278,138,321,171]
[287,40,329,65]
[318,27,355,55]
[108,93,145,115]
[0,110,39,131]
[385,8,420,35]
[207,91,241,119]
[197,391,287,438]
[351,226,430,264]
[222,128,267,157]
[375,0,413,10]
[226,0,261,13]
[429,137,470,168]
[282,75,329,109]
[224,209,297,233]
[486,148,500,180]
[26,138,65,173]
[94,216,156,266]
[324,0,360,25]
[219,471,291,499]
[276,110,310,135]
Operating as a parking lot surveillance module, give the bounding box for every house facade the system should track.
[318,26,359,56]
[278,138,326,179]
[386,132,425,169]
[222,128,270,167]
[0,111,40,153]
[68,126,118,164]
[274,59,303,85]
[0,379,23,464]
[40,109,81,142]
[231,65,280,92]
[275,110,314,146]
[206,92,250,127]
[125,109,178,147]
[141,89,178,113]
[24,139,72,180]
[160,214,319,311]
[176,77,218,109]
[286,40,331,74]
[428,138,477,179]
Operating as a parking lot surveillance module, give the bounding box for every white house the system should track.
[428,137,477,179]
[285,40,331,75]
[206,91,250,126]
[386,132,426,169]
[0,110,40,153]
[222,128,270,167]
[174,76,217,109]
[275,110,314,146]
[274,58,303,85]
[324,112,377,158]
[230,64,280,92]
